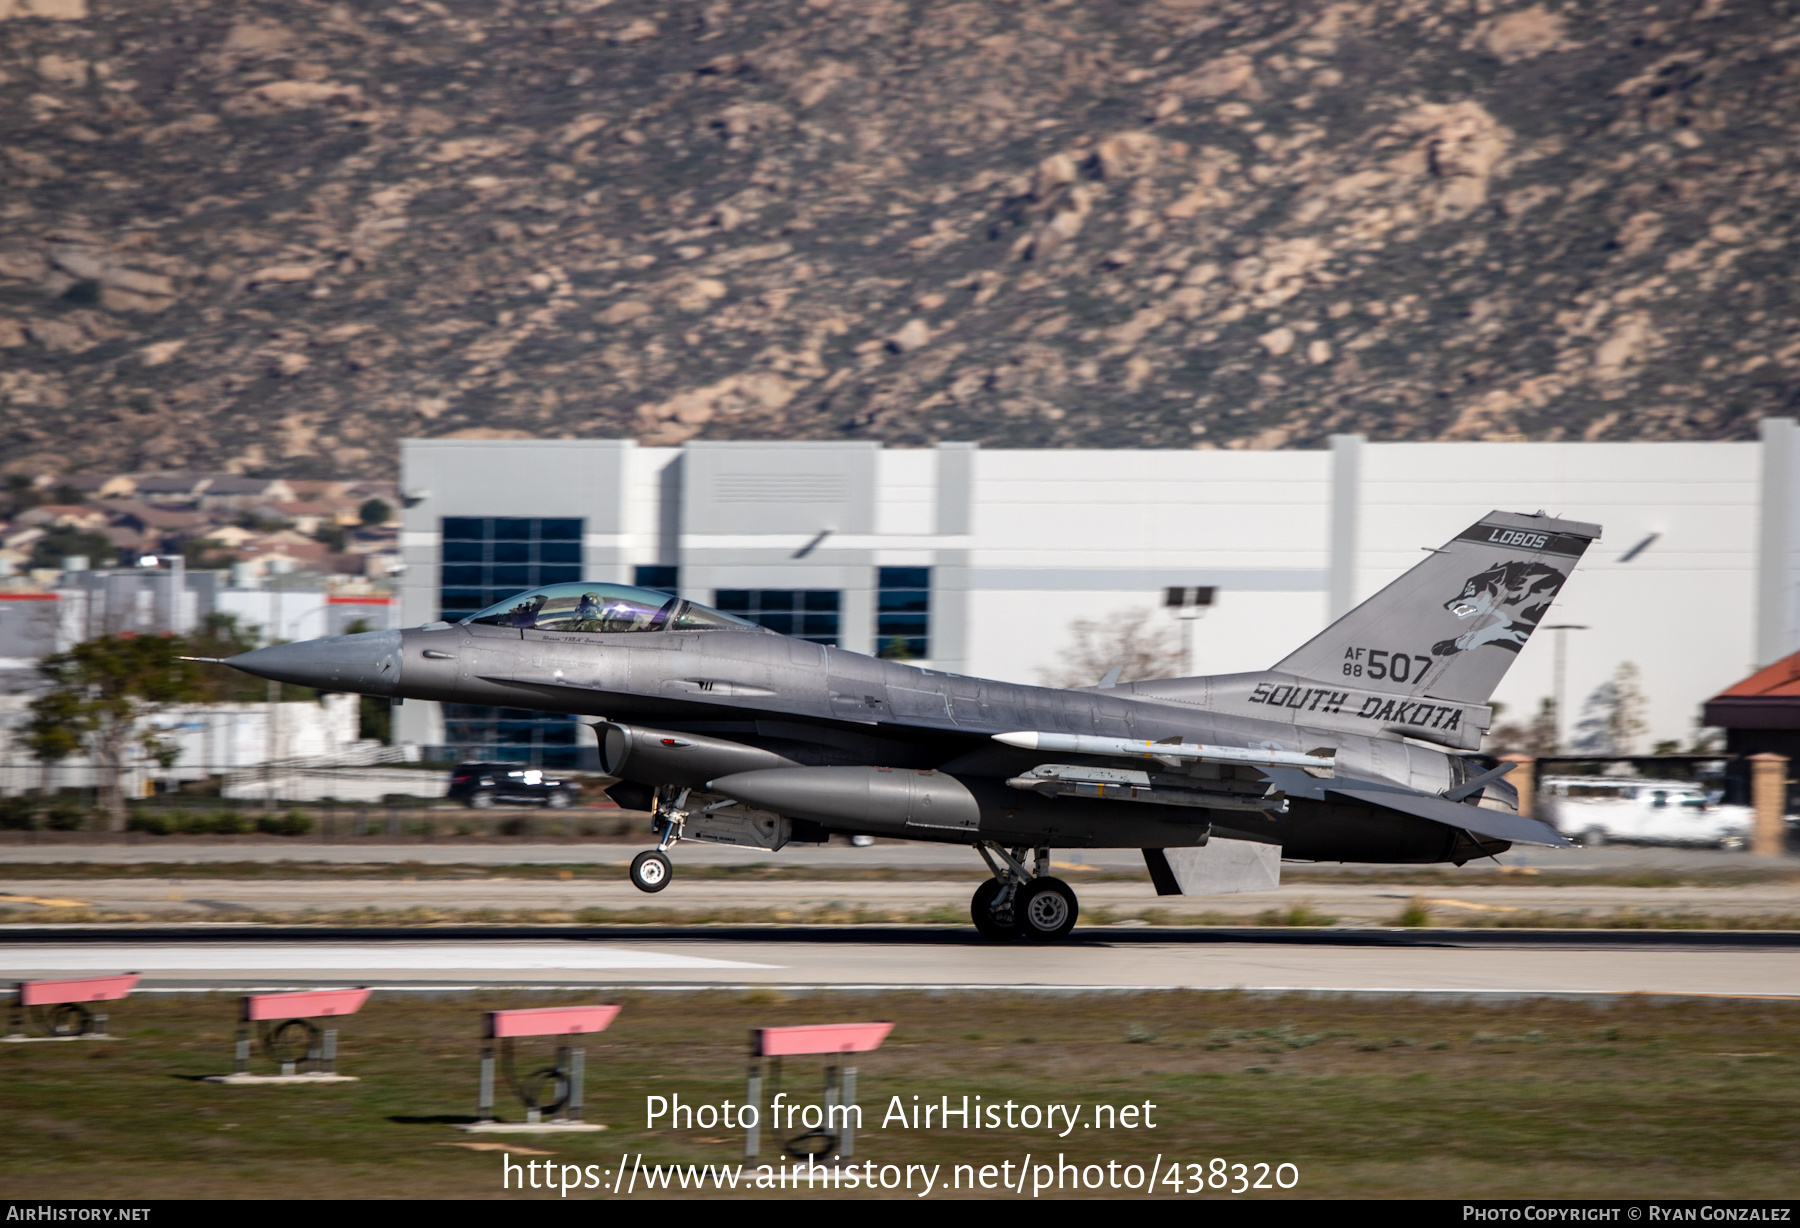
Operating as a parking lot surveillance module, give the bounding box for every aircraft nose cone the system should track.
[225,628,402,696]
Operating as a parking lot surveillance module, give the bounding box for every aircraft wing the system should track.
[1326,786,1570,848]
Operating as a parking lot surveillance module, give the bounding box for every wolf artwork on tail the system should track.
[1432,560,1566,657]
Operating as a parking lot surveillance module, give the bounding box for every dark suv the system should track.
[448,763,580,809]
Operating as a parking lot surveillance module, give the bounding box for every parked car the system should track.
[448,763,579,809]
[1537,775,1751,850]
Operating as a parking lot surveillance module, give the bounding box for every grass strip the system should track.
[2,989,1796,1198]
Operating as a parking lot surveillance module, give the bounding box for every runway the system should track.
[0,840,1763,872]
[8,875,1800,924]
[4,927,1796,996]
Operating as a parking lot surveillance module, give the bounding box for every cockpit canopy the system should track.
[462,582,760,634]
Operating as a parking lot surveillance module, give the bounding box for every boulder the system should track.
[888,318,931,352]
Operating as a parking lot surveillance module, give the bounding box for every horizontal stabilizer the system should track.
[1442,759,1516,802]
[1143,839,1281,897]
[1328,786,1570,848]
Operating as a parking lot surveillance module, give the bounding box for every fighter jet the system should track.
[211,510,1594,942]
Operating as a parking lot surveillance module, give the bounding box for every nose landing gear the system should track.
[970,844,1079,942]
[628,787,689,893]
[629,850,671,892]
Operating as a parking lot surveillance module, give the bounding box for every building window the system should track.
[439,517,583,623]
[634,565,679,595]
[439,518,585,766]
[713,590,840,645]
[441,704,586,770]
[877,567,930,660]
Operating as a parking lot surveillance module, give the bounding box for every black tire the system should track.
[545,791,571,810]
[469,791,495,810]
[970,879,1019,942]
[1579,827,1606,848]
[1018,876,1079,942]
[630,849,672,893]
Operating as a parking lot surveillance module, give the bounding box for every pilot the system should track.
[572,591,605,632]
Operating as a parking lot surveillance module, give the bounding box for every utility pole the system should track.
[1545,624,1589,753]
[168,550,185,634]
[264,581,283,814]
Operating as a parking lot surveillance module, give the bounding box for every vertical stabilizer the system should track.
[1274,511,1600,706]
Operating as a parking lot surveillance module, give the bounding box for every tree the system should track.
[30,635,202,830]
[1571,661,1650,756]
[4,475,42,516]
[1484,696,1559,756]
[29,527,115,570]
[1039,607,1184,689]
[359,498,392,526]
[182,536,236,570]
[21,687,85,798]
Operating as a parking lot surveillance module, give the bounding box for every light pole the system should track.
[1164,586,1217,677]
[263,574,285,815]
[1544,624,1589,753]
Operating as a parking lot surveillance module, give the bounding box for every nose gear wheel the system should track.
[630,849,671,892]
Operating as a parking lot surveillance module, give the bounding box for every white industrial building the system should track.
[396,423,1800,762]
[0,577,404,792]
[0,579,399,685]
[0,692,372,798]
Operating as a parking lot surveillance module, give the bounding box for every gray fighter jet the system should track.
[211,510,1594,942]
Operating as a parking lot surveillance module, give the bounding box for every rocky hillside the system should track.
[0,0,1796,477]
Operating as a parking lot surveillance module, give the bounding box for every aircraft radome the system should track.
[203,510,1593,943]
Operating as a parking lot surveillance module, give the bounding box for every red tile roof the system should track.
[1704,651,1800,729]
[1714,652,1800,699]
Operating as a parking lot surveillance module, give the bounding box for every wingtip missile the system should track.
[991,730,1335,774]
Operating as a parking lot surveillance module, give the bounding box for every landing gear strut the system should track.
[970,879,1018,941]
[628,787,690,893]
[970,844,1079,942]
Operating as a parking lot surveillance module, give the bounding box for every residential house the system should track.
[104,500,209,542]
[252,501,333,535]
[196,475,297,511]
[16,504,109,532]
[130,472,208,503]
[57,474,138,499]
[198,524,258,549]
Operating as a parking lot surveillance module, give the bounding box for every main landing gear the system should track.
[971,844,1079,943]
[629,787,689,893]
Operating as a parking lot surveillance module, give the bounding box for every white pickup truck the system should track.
[1537,776,1752,850]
